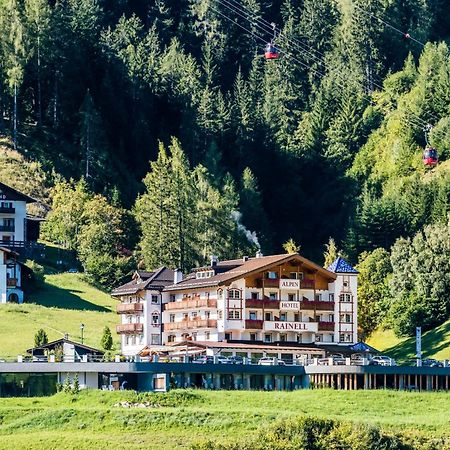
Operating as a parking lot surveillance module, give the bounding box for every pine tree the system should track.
[34,328,48,347]
[100,326,113,350]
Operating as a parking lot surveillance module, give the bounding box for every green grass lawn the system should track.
[0,272,119,358]
[367,319,450,363]
[0,390,448,449]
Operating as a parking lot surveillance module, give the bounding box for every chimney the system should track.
[210,255,218,267]
[173,269,183,284]
[243,256,249,262]
[255,251,263,258]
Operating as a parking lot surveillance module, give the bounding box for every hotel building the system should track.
[113,253,358,354]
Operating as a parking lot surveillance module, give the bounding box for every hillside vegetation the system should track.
[0,390,448,449]
[0,271,118,358]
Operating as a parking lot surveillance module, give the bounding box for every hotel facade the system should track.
[113,253,358,355]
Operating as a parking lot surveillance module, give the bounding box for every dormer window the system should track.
[266,271,277,279]
[196,270,215,279]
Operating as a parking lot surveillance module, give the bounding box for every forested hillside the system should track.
[2,0,450,339]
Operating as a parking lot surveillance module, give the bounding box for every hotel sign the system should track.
[280,301,300,310]
[279,279,300,290]
[264,321,318,332]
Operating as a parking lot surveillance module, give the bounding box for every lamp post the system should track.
[80,323,85,345]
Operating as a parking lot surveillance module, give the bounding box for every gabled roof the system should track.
[111,267,174,296]
[0,182,36,203]
[165,253,336,291]
[27,338,103,354]
[327,257,358,274]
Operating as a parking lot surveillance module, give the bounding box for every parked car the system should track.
[258,357,285,366]
[67,268,78,273]
[371,355,396,366]
[216,355,230,364]
[422,358,443,368]
[193,355,214,364]
[227,355,244,365]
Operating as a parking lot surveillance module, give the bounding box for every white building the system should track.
[161,253,358,347]
[0,246,30,303]
[111,268,175,356]
[0,182,36,247]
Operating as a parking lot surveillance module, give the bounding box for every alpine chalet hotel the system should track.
[113,252,358,356]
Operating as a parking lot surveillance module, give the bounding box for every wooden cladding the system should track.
[300,300,335,311]
[116,303,144,314]
[245,298,280,309]
[245,319,264,329]
[116,323,144,334]
[165,298,217,310]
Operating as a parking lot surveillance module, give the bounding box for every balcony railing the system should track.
[6,278,17,287]
[256,278,279,288]
[116,303,144,314]
[0,240,25,249]
[164,319,217,331]
[0,225,15,232]
[318,321,335,331]
[300,300,335,311]
[164,298,217,311]
[0,207,15,214]
[246,298,280,309]
[301,278,315,289]
[245,319,264,329]
[116,323,144,334]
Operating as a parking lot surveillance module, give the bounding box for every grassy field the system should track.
[367,319,450,363]
[0,272,119,358]
[0,390,447,449]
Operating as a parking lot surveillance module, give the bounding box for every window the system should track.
[339,294,352,302]
[152,313,159,325]
[265,312,272,321]
[345,314,352,323]
[228,289,241,299]
[205,311,210,319]
[315,293,322,301]
[205,331,210,340]
[125,335,130,345]
[329,293,334,302]
[343,281,349,287]
[249,311,257,320]
[167,335,175,343]
[218,310,223,319]
[269,292,277,300]
[340,333,352,343]
[183,313,189,320]
[296,335,302,343]
[191,311,198,319]
[218,289,223,300]
[127,316,132,324]
[195,270,215,279]
[294,313,300,322]
[280,313,287,322]
[329,314,334,322]
[251,292,258,299]
[192,332,197,341]
[170,294,176,301]
[139,334,144,344]
[151,295,158,304]
[225,333,232,340]
[250,333,257,341]
[267,271,277,279]
[288,293,295,302]
[280,334,286,342]
[228,310,241,320]
[315,334,323,342]
[315,315,321,322]
[130,335,136,345]
[169,314,175,323]
[136,315,141,323]
[264,334,272,343]
[289,272,298,279]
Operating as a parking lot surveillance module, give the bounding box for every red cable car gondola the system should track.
[265,43,279,59]
[423,146,438,166]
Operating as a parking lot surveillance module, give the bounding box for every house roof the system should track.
[27,338,104,354]
[327,257,358,274]
[0,246,19,256]
[165,253,336,291]
[0,182,37,203]
[111,267,175,296]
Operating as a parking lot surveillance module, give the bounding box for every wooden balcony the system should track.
[256,278,279,288]
[246,298,280,309]
[116,323,144,334]
[318,321,335,331]
[116,303,144,314]
[300,300,335,311]
[0,207,15,213]
[164,319,217,331]
[245,319,264,329]
[164,298,217,311]
[6,278,17,287]
[301,278,315,289]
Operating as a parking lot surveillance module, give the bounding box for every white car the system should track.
[371,355,396,366]
[258,357,285,366]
